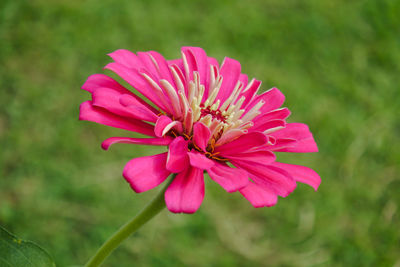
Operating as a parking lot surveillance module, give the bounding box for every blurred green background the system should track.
[1,0,399,266]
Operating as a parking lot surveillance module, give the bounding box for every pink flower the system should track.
[80,47,320,213]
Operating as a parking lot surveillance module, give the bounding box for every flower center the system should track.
[199,104,227,123]
[140,55,266,147]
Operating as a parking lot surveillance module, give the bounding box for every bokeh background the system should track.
[1,0,399,266]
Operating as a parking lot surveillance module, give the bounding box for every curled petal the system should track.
[165,167,205,213]
[154,116,172,137]
[123,153,170,193]
[207,163,248,193]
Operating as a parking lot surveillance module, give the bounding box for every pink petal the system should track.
[278,139,318,153]
[123,153,170,193]
[108,49,144,69]
[207,57,219,69]
[271,123,318,153]
[148,51,174,85]
[216,132,268,155]
[250,119,286,133]
[81,74,130,94]
[124,105,158,122]
[207,163,248,193]
[225,150,276,165]
[240,79,262,108]
[252,108,291,126]
[160,121,183,137]
[259,87,285,113]
[231,160,297,197]
[187,151,214,170]
[271,162,321,191]
[264,138,297,151]
[79,101,155,136]
[104,62,166,111]
[182,47,210,99]
[239,182,278,208]
[216,57,241,103]
[238,73,248,89]
[167,59,183,69]
[193,122,211,151]
[246,87,285,114]
[165,167,205,213]
[166,137,189,173]
[101,137,173,150]
[119,93,158,114]
[92,88,157,122]
[137,52,162,80]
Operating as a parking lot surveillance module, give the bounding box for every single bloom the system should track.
[80,47,320,213]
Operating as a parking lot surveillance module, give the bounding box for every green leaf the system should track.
[0,225,56,267]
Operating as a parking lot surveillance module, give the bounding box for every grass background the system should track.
[1,0,399,266]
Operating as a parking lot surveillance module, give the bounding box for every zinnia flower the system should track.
[80,47,320,213]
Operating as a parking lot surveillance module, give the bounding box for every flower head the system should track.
[80,47,320,213]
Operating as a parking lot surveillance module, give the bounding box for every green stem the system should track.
[84,175,174,267]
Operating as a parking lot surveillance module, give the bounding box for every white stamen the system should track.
[210,100,220,111]
[220,81,242,111]
[178,90,190,117]
[148,54,160,73]
[210,121,224,138]
[243,78,256,93]
[232,96,245,113]
[226,104,236,115]
[200,114,213,127]
[181,51,190,84]
[197,85,205,105]
[264,126,285,134]
[184,108,193,133]
[238,121,254,130]
[209,65,216,90]
[140,72,172,114]
[231,109,245,121]
[230,82,243,105]
[160,80,181,119]
[169,65,185,93]
[188,81,196,105]
[241,100,265,122]
[205,76,223,106]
